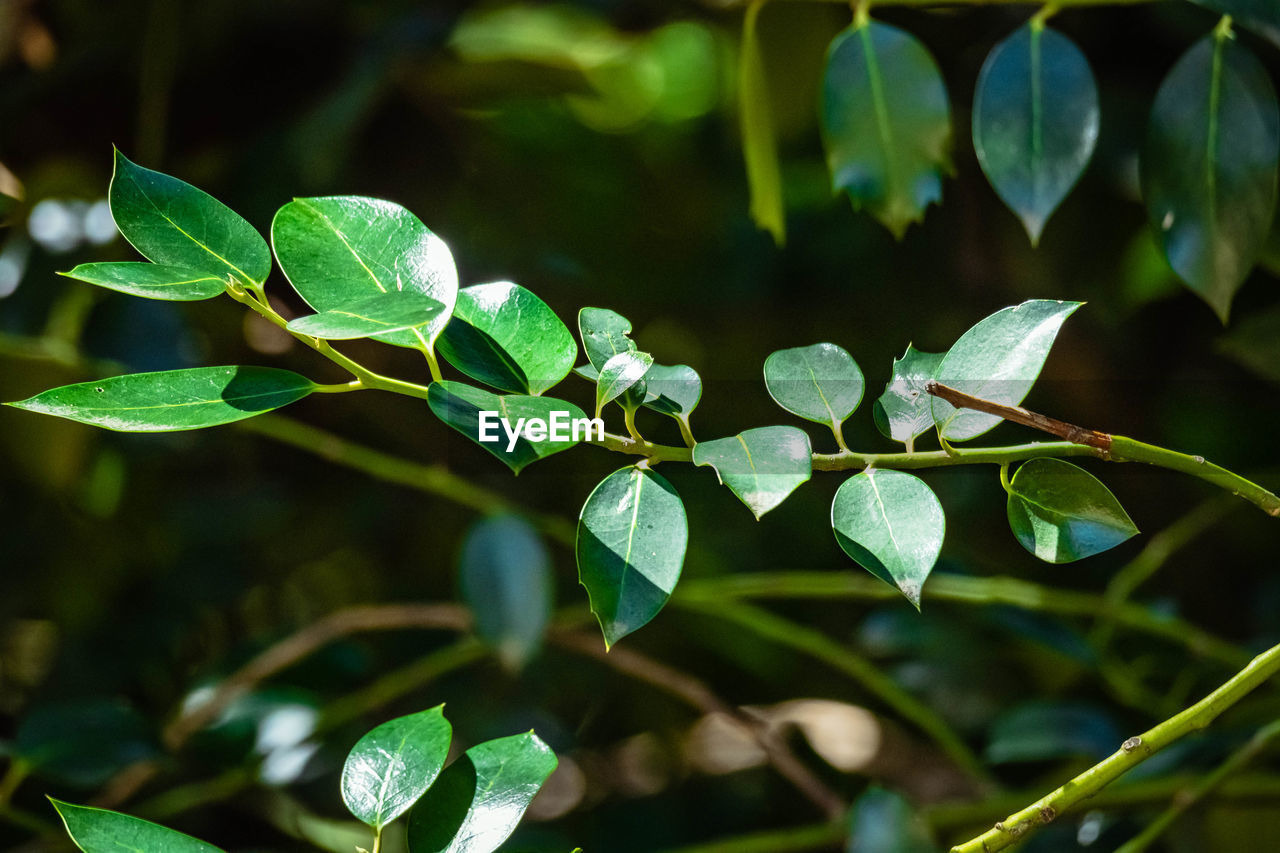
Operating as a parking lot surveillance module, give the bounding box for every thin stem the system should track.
[372,828,383,853]
[657,820,846,853]
[831,420,850,453]
[677,415,697,449]
[0,759,30,809]
[623,404,644,443]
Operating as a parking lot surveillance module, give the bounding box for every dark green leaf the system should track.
[578,307,637,371]
[692,426,812,519]
[986,702,1120,763]
[1006,458,1139,563]
[763,342,863,432]
[821,20,951,238]
[1218,302,1280,381]
[577,466,688,648]
[596,351,653,417]
[831,469,944,608]
[17,699,155,787]
[406,732,557,853]
[872,345,945,446]
[846,787,937,853]
[427,381,589,474]
[109,150,271,287]
[286,291,446,340]
[7,366,315,432]
[341,706,452,830]
[52,799,224,853]
[59,262,228,301]
[972,24,1099,245]
[740,0,785,244]
[641,363,702,419]
[1190,1,1280,48]
[1143,28,1279,322]
[437,282,577,395]
[459,515,553,670]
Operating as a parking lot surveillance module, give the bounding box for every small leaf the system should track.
[763,343,863,432]
[286,291,447,340]
[831,469,944,608]
[59,262,228,301]
[459,515,553,670]
[972,24,1100,245]
[7,366,315,432]
[341,706,452,830]
[406,732,557,853]
[740,0,785,244]
[872,345,945,446]
[577,466,688,647]
[821,20,952,238]
[51,799,224,853]
[1190,1,1280,49]
[427,381,589,474]
[578,307,637,371]
[846,787,937,853]
[692,426,812,519]
[109,151,271,287]
[641,363,702,419]
[1006,458,1139,563]
[437,282,577,395]
[931,299,1082,442]
[1142,28,1279,323]
[596,351,654,417]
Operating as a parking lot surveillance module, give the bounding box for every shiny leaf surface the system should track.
[578,307,638,371]
[872,345,945,446]
[763,342,863,431]
[641,363,702,420]
[458,515,553,670]
[286,291,446,340]
[426,381,587,474]
[596,350,653,416]
[60,262,228,301]
[52,800,224,853]
[692,426,812,519]
[341,706,452,830]
[1006,458,1139,563]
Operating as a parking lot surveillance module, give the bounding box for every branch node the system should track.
[1122,736,1143,753]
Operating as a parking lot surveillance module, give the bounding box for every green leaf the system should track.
[17,699,155,787]
[641,363,702,420]
[1218,302,1280,381]
[763,343,863,433]
[51,799,224,853]
[831,469,944,608]
[872,345,945,446]
[972,24,1099,245]
[7,366,315,432]
[986,702,1120,763]
[286,291,447,340]
[1006,458,1139,563]
[821,20,952,238]
[271,196,459,349]
[931,299,1082,442]
[595,350,654,417]
[427,381,589,474]
[109,150,271,287]
[59,262,228,301]
[577,466,688,648]
[1142,28,1279,323]
[459,515,553,670]
[692,426,812,519]
[341,706,452,830]
[1190,1,1280,49]
[578,307,637,371]
[437,282,577,395]
[406,732,557,853]
[846,787,937,853]
[740,0,785,244]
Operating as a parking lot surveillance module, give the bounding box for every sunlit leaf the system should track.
[59,262,228,301]
[596,351,654,417]
[641,363,702,419]
[1006,458,1139,563]
[286,291,446,340]
[427,381,588,474]
[52,799,224,853]
[693,426,812,519]
[740,0,785,244]
[578,307,637,371]
[763,343,863,439]
[459,515,553,670]
[872,345,945,446]
[341,706,452,830]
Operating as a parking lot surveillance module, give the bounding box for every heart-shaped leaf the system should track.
[7,366,315,432]
[59,262,228,301]
[406,732,557,853]
[52,799,225,853]
[577,466,688,648]
[437,282,576,395]
[579,307,637,371]
[1189,1,1280,49]
[831,468,944,608]
[459,515,553,671]
[1006,458,1139,563]
[872,345,945,446]
[692,426,812,519]
[1142,27,1279,323]
[973,24,1099,245]
[272,196,458,349]
[426,381,589,474]
[341,705,452,830]
[109,150,272,287]
[931,299,1082,442]
[740,0,785,244]
[763,343,863,436]
[286,291,446,340]
[821,20,952,238]
[596,351,653,417]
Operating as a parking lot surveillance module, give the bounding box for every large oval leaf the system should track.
[52,799,224,853]
[7,366,315,432]
[271,196,458,349]
[60,262,228,301]
[341,706,452,830]
[459,515,553,670]
[577,466,688,648]
[692,426,812,519]
[973,24,1099,245]
[821,20,951,238]
[831,468,944,608]
[406,732,557,853]
[872,344,945,447]
[426,381,588,474]
[596,350,653,417]
[931,299,1082,442]
[1142,28,1279,323]
[1006,458,1139,563]
[109,150,271,287]
[286,291,446,340]
[763,343,863,434]
[437,282,576,395]
[578,307,637,371]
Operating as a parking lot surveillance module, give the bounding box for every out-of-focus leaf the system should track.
[426,381,587,474]
[740,0,785,244]
[59,262,228,301]
[986,703,1120,763]
[693,426,812,519]
[1218,303,1280,381]
[52,800,224,853]
[459,515,553,670]
[1189,1,1280,48]
[1006,458,1139,563]
[846,787,937,853]
[17,699,155,787]
[286,292,446,340]
[872,345,945,446]
[763,343,863,434]
[341,706,452,830]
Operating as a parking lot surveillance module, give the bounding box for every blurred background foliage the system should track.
[1,0,1280,851]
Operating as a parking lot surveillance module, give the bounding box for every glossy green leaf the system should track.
[578,307,637,371]
[872,345,945,446]
[427,381,589,474]
[1190,1,1280,48]
[763,343,863,432]
[931,299,1082,442]
[109,150,271,287]
[831,469,944,608]
[846,787,936,853]
[286,291,446,340]
[52,799,224,853]
[59,262,228,301]
[1142,28,1279,323]
[577,466,688,648]
[7,366,315,432]
[406,732,557,853]
[459,515,553,670]
[1006,458,1139,563]
[740,0,785,244]
[437,282,576,395]
[271,196,458,349]
[596,350,653,417]
[341,705,452,830]
[641,363,702,419]
[973,24,1099,245]
[821,20,952,238]
[692,426,812,519]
